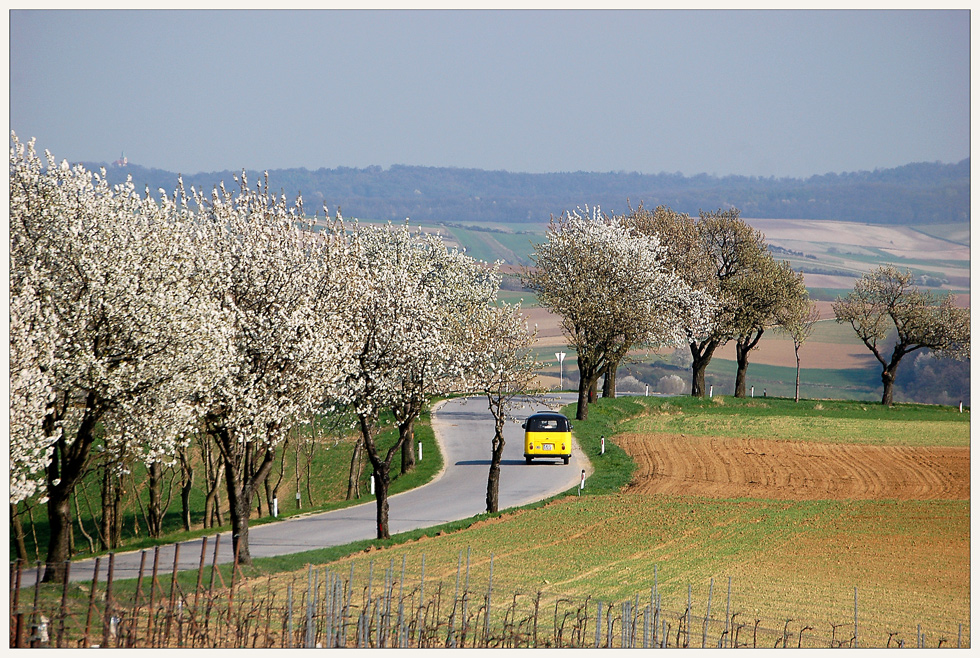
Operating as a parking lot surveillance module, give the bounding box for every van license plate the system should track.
[543,444,554,451]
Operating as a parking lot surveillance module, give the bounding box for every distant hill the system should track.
[81,158,969,226]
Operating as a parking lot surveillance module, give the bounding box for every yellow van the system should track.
[522,412,573,465]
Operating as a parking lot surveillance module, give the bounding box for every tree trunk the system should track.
[588,378,598,403]
[399,417,416,474]
[203,467,223,529]
[575,379,588,420]
[179,449,194,531]
[147,461,164,538]
[359,413,410,540]
[43,399,99,584]
[689,340,719,397]
[199,433,223,529]
[10,503,29,562]
[347,437,363,500]
[486,417,506,514]
[223,462,252,565]
[602,361,617,399]
[99,466,116,550]
[795,346,802,403]
[43,486,74,583]
[734,342,749,398]
[372,465,391,540]
[112,474,123,548]
[734,330,764,398]
[214,424,277,567]
[881,366,897,406]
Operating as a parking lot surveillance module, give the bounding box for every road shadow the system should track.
[454,459,566,466]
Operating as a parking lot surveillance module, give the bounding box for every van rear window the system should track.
[526,417,568,432]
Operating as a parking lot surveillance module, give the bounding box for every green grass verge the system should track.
[622,394,970,447]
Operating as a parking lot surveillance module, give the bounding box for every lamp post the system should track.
[555,352,566,391]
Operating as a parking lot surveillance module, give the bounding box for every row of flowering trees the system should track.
[9,134,538,583]
[527,203,970,413]
[525,204,814,419]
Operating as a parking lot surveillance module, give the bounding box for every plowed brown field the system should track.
[618,433,970,500]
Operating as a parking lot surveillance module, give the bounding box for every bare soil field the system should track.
[748,218,971,262]
[617,433,969,501]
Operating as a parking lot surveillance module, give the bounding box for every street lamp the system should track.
[555,351,566,391]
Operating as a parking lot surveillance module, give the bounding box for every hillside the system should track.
[83,159,969,226]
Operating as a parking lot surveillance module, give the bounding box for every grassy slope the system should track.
[12,410,444,563]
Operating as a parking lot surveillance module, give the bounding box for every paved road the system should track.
[20,394,585,586]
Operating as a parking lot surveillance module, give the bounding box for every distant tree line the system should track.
[83,159,969,226]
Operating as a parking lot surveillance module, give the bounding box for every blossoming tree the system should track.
[525,206,714,420]
[9,134,226,582]
[187,174,359,564]
[339,223,503,538]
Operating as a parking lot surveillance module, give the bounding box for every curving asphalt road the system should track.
[19,394,586,586]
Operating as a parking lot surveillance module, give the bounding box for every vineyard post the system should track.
[594,600,602,648]
[305,565,315,648]
[57,561,71,648]
[326,571,335,647]
[147,547,160,643]
[287,583,293,649]
[82,557,101,647]
[102,552,115,648]
[164,543,181,644]
[126,550,146,648]
[485,553,494,643]
[9,559,20,618]
[703,577,713,648]
[29,561,42,647]
[450,550,461,647]
[398,556,406,647]
[344,561,354,646]
[653,565,659,647]
[463,548,471,647]
[383,561,392,648]
[686,584,692,648]
[853,587,858,648]
[367,558,374,610]
[725,577,732,648]
[193,538,207,614]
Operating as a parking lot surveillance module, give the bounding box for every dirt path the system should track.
[617,433,970,500]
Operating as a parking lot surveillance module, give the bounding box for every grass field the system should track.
[302,395,970,647]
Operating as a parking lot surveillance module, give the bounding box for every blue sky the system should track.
[8,8,971,178]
